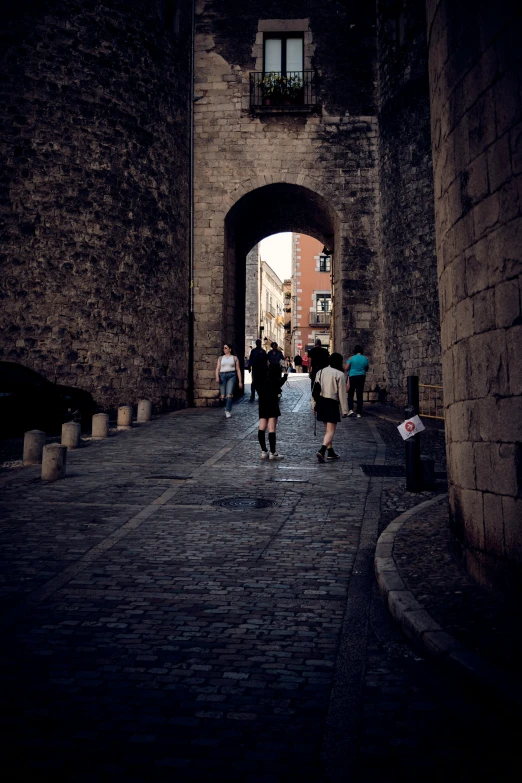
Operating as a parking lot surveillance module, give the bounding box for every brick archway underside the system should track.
[225,182,338,257]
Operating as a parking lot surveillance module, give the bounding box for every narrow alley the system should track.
[0,376,518,782]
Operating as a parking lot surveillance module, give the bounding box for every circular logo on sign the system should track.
[405,421,415,433]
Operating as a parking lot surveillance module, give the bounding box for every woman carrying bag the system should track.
[312,352,348,462]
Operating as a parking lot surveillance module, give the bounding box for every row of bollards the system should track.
[23,399,153,481]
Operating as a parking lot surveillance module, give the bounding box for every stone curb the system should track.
[375,494,522,709]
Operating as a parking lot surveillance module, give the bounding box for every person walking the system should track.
[248,339,267,402]
[215,343,243,418]
[257,363,285,461]
[314,352,348,462]
[294,353,303,373]
[267,342,285,384]
[309,338,330,389]
[345,344,369,418]
[301,352,310,374]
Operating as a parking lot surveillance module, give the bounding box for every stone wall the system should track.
[377,0,441,407]
[193,0,386,405]
[427,0,522,596]
[0,0,192,412]
[244,245,260,356]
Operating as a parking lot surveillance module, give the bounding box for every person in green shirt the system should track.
[345,345,369,418]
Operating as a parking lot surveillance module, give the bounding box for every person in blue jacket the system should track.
[345,345,369,418]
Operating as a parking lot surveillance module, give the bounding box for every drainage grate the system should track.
[212,497,276,509]
[268,478,309,483]
[360,465,447,480]
[145,475,187,480]
[360,465,405,477]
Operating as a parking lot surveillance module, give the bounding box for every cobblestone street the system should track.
[0,377,518,782]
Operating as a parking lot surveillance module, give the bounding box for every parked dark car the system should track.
[0,362,97,437]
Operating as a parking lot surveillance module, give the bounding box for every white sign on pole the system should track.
[397,415,425,441]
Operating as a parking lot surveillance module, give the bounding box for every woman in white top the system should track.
[215,343,243,418]
[313,352,348,462]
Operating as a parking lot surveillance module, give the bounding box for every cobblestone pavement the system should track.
[0,376,518,781]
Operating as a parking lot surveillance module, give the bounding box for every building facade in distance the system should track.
[260,260,285,351]
[291,234,332,358]
[244,245,285,357]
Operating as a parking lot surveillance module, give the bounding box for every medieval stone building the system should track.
[0,1,520,596]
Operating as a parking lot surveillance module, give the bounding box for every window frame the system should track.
[263,33,304,76]
[316,293,332,313]
[319,254,331,273]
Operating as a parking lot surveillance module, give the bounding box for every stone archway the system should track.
[192,181,383,406]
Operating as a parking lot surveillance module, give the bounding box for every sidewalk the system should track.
[375,495,522,706]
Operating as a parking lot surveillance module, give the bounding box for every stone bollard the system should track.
[61,421,81,449]
[41,443,67,481]
[117,405,133,430]
[137,399,152,423]
[92,413,109,439]
[23,430,47,465]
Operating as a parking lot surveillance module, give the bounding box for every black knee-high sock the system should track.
[268,432,276,453]
[258,430,267,451]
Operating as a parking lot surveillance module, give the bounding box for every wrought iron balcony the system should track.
[250,71,319,112]
[309,309,331,327]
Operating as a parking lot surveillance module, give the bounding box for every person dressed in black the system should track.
[257,363,286,461]
[309,338,330,389]
[267,342,285,383]
[248,339,267,402]
[294,354,303,373]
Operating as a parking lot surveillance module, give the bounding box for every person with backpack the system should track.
[313,352,348,462]
[267,342,285,387]
[267,342,284,372]
[248,339,267,402]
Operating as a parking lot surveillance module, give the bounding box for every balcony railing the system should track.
[250,71,319,110]
[266,304,276,317]
[309,309,331,327]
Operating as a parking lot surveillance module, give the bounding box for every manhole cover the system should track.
[212,497,276,509]
[360,465,447,479]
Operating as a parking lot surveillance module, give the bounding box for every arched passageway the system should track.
[224,184,339,380]
[192,182,383,406]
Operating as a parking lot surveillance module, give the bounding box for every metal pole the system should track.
[188,0,196,407]
[405,375,422,492]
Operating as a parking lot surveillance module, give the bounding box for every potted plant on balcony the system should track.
[261,72,283,105]
[286,73,304,105]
